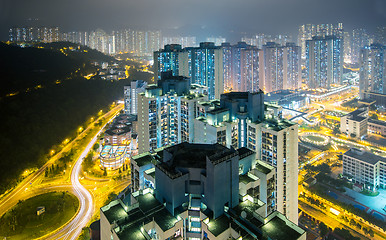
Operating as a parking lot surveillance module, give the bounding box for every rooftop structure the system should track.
[343,148,386,190]
[101,143,305,240]
[340,108,368,139]
[100,114,137,169]
[265,90,308,109]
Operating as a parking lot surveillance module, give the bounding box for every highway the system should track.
[0,104,123,239]
[46,125,100,239]
[46,106,122,239]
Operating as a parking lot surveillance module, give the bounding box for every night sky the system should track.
[0,0,385,41]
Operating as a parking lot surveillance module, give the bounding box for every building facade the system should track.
[100,143,305,240]
[305,36,343,89]
[192,91,299,224]
[137,72,207,153]
[262,42,301,92]
[368,119,386,136]
[359,44,385,100]
[221,42,263,93]
[154,42,224,100]
[100,114,137,169]
[298,23,343,61]
[247,119,299,223]
[340,108,368,139]
[343,148,386,190]
[351,28,372,64]
[154,44,184,81]
[124,80,147,115]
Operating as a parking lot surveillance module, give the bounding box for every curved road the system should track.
[0,104,123,239]
[46,109,121,239]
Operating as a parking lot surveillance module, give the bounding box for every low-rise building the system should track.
[265,90,308,109]
[368,119,386,136]
[100,114,137,169]
[343,148,386,190]
[340,108,368,139]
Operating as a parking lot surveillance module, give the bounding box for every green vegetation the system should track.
[104,192,118,205]
[82,151,94,171]
[370,113,378,120]
[307,184,386,231]
[0,191,79,239]
[360,189,379,197]
[306,135,325,142]
[318,222,329,238]
[78,227,91,240]
[0,42,152,194]
[332,228,360,240]
[341,98,359,109]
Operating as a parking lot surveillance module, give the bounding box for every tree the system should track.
[368,228,374,237]
[104,192,118,205]
[333,126,340,135]
[370,113,378,120]
[319,222,328,237]
[93,143,99,151]
[103,168,107,176]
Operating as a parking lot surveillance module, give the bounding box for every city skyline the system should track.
[1,0,385,41]
[1,1,386,239]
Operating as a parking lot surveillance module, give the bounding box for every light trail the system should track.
[45,107,122,239]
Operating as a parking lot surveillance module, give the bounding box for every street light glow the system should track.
[330,207,340,216]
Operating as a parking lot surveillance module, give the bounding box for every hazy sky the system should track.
[0,0,385,41]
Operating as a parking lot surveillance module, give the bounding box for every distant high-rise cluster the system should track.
[206,36,226,46]
[9,27,163,57]
[162,36,197,48]
[242,34,293,49]
[350,28,372,64]
[9,26,60,43]
[262,42,301,92]
[154,42,224,100]
[155,41,301,96]
[359,44,385,102]
[221,42,262,92]
[83,29,162,56]
[305,36,343,89]
[298,23,343,61]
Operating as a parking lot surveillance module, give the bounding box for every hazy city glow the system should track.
[0,1,385,240]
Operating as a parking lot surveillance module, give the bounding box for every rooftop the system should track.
[237,147,255,159]
[104,114,135,137]
[132,152,155,167]
[344,108,368,122]
[206,214,231,236]
[261,118,296,131]
[369,119,386,127]
[260,216,303,240]
[101,200,128,224]
[104,193,181,239]
[239,174,256,184]
[255,162,273,174]
[344,148,386,165]
[162,142,236,169]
